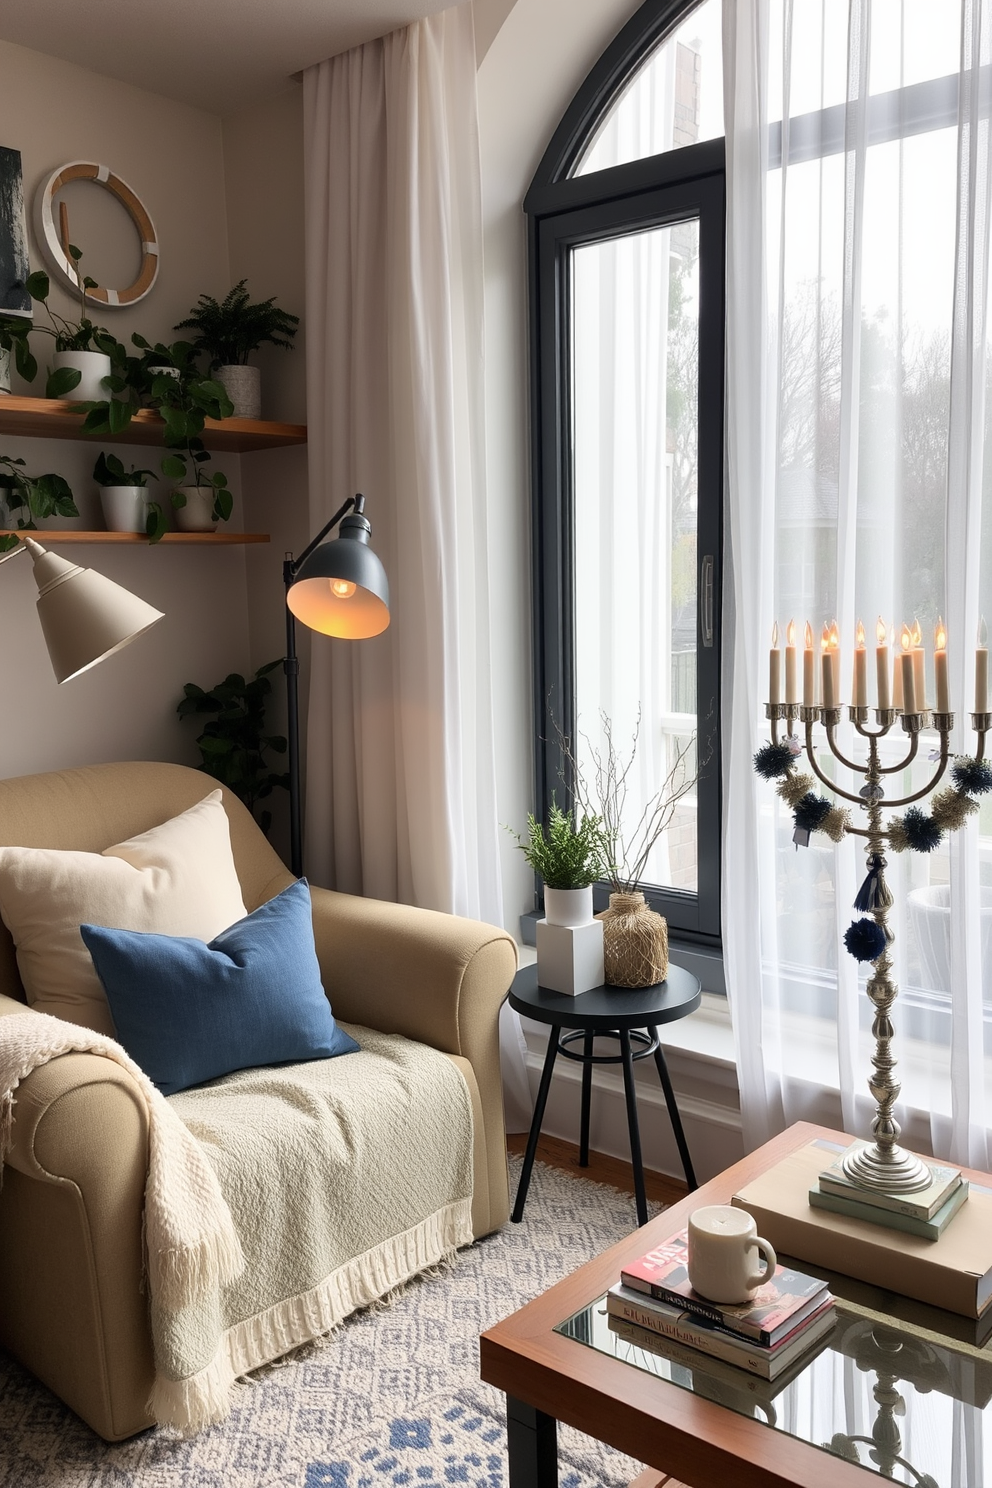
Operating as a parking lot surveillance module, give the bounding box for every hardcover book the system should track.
[818,1141,964,1220]
[810,1176,969,1240]
[606,1314,827,1404]
[620,1227,829,1346]
[606,1284,836,1380]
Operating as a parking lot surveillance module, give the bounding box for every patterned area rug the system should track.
[0,1157,657,1488]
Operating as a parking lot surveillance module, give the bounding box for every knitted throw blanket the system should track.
[0,1011,245,1344]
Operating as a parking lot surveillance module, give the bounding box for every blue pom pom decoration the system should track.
[901,806,943,853]
[753,742,794,780]
[843,917,887,963]
[794,793,832,832]
[951,756,992,796]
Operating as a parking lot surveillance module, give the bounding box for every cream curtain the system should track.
[302,4,530,1127]
[723,0,992,1169]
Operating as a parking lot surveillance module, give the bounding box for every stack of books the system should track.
[608,1229,835,1381]
[809,1140,968,1240]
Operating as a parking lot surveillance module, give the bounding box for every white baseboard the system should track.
[520,1036,744,1186]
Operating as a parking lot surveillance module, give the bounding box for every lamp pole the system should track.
[283,495,358,879]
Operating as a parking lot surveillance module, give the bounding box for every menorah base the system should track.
[841,1141,934,1194]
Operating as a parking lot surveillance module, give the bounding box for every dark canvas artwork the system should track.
[0,146,31,319]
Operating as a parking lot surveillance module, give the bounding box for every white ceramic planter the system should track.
[100,485,150,534]
[215,364,260,420]
[52,349,112,402]
[543,884,595,927]
[173,485,217,533]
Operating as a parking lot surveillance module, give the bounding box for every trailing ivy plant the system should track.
[0,455,78,556]
[175,280,299,366]
[177,661,289,836]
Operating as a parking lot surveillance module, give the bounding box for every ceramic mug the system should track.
[687,1204,776,1304]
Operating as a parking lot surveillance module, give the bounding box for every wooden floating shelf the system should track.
[0,396,306,452]
[0,530,270,545]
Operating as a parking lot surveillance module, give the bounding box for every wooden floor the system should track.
[505,1131,688,1209]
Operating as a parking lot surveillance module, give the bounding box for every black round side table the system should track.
[508,962,701,1227]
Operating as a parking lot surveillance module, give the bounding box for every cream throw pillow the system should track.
[0,790,248,1036]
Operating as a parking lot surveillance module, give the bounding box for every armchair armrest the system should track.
[0,993,154,1439]
[309,887,518,1232]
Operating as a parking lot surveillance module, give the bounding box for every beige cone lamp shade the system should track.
[24,537,165,683]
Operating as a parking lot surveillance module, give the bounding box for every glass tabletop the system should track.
[556,1263,992,1487]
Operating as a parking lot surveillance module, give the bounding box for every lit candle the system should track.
[853,619,867,707]
[934,618,949,714]
[821,623,836,709]
[828,619,840,700]
[911,617,927,710]
[977,616,989,714]
[900,625,917,715]
[785,619,798,705]
[803,621,816,706]
[875,616,890,711]
[892,629,904,711]
[768,621,781,704]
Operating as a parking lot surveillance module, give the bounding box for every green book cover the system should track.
[818,1141,963,1220]
[810,1178,969,1240]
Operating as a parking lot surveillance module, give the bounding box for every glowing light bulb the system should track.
[331,579,357,599]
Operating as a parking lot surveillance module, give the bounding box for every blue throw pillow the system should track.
[80,878,358,1096]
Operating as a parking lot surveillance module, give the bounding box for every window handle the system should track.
[701,554,714,648]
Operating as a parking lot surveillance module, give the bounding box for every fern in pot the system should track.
[175,279,299,419]
[512,802,606,927]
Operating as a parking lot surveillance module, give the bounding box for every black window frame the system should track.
[525,0,725,947]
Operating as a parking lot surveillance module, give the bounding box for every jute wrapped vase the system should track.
[599,891,669,987]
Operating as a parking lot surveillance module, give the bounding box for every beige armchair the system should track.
[0,761,516,1442]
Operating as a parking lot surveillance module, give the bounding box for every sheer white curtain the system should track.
[724,0,992,1168]
[302,4,530,1127]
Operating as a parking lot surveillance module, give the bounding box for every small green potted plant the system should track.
[512,801,606,927]
[0,454,78,554]
[93,452,157,534]
[24,249,119,400]
[175,279,299,419]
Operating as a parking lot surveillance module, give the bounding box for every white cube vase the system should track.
[536,917,605,997]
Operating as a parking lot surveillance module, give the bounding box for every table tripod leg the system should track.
[506,1397,558,1487]
[653,1036,697,1191]
[511,1026,560,1222]
[620,1029,648,1226]
[579,1031,593,1166]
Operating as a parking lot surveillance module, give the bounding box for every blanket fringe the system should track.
[148,1196,474,1429]
[148,1227,246,1315]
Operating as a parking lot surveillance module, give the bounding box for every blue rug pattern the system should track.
[0,1158,655,1488]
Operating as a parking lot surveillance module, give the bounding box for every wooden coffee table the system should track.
[480,1120,992,1488]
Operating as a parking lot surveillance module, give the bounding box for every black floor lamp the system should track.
[283,494,390,878]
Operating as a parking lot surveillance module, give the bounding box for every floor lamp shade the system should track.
[286,511,389,640]
[25,538,165,683]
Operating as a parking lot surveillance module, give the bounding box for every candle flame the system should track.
[804,620,814,649]
[876,615,887,646]
[828,619,840,651]
[901,624,913,653]
[821,623,830,654]
[912,617,922,648]
[980,615,989,648]
[771,620,779,647]
[935,617,947,652]
[856,619,866,648]
[786,618,796,647]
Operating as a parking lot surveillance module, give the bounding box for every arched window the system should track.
[526,0,724,945]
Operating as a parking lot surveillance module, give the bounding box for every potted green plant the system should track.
[174,279,299,419]
[24,249,118,400]
[0,455,78,554]
[92,452,157,534]
[512,801,606,927]
[0,314,36,394]
[177,661,289,836]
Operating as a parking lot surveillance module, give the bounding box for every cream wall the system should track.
[0,40,252,781]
